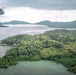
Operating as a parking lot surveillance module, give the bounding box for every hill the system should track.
[0,30,76,73]
[36,20,76,28]
[2,20,76,28]
[3,20,30,24]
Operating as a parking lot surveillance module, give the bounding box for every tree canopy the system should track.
[0,30,76,74]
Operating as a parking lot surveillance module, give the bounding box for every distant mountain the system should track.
[36,20,76,28]
[3,20,30,24]
[2,20,76,28]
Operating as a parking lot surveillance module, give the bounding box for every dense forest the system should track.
[0,30,76,74]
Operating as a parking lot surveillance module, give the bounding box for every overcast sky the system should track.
[0,0,76,23]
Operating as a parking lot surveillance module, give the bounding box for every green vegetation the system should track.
[0,30,76,74]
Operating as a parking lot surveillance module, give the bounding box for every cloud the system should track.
[5,0,76,10]
[0,7,76,23]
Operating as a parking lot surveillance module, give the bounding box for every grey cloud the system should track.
[6,0,76,10]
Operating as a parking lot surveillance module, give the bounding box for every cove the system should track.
[0,60,75,75]
[0,46,12,57]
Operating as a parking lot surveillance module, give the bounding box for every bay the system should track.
[0,24,76,75]
[1,24,76,40]
[0,60,75,75]
[0,46,12,57]
[0,24,51,40]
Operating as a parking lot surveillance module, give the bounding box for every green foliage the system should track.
[29,55,41,61]
[0,30,76,73]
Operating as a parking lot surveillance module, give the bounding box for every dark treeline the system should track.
[0,30,76,73]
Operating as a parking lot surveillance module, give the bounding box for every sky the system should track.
[0,0,76,23]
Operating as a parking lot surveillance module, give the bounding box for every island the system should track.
[0,30,76,74]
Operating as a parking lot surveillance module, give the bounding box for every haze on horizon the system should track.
[0,0,76,23]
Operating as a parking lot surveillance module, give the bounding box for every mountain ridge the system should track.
[3,20,30,24]
[2,20,76,28]
[35,20,76,28]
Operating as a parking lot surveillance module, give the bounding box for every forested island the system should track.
[0,30,76,74]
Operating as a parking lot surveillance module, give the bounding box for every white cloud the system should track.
[0,7,76,23]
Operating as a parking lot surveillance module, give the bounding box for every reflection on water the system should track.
[0,24,51,40]
[0,24,76,40]
[0,46,12,57]
[0,60,75,75]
